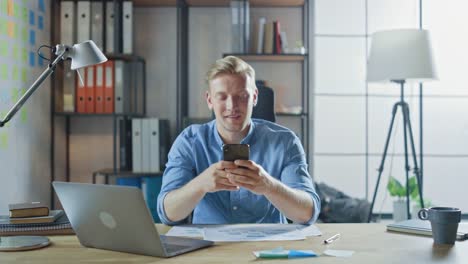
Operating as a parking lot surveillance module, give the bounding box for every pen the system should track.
[324,233,341,244]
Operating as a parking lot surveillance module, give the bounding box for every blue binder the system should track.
[116,177,141,188]
[142,176,163,223]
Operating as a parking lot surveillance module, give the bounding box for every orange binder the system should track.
[76,69,86,113]
[104,60,115,113]
[85,66,95,113]
[94,64,105,113]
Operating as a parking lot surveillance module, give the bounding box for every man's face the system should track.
[206,73,258,135]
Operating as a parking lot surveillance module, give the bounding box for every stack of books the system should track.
[0,202,73,236]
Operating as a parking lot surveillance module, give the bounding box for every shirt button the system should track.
[233,206,238,210]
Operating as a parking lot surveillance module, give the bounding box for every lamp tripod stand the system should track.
[367,80,425,223]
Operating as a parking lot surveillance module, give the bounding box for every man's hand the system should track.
[225,159,315,223]
[225,160,277,195]
[195,161,240,193]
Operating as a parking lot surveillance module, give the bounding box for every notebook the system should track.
[53,181,213,257]
[8,210,64,224]
[387,219,468,241]
[0,212,73,236]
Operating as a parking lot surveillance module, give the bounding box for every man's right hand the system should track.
[163,161,240,223]
[195,161,240,193]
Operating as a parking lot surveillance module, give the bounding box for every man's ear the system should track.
[252,87,259,106]
[205,90,213,110]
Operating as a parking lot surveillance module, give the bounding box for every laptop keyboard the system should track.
[164,243,192,253]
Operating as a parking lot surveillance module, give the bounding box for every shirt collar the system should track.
[212,119,256,148]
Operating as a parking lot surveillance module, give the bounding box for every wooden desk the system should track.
[1,224,466,263]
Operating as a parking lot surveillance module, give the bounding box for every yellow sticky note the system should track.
[22,7,27,22]
[22,48,27,63]
[20,108,27,123]
[0,0,6,15]
[7,0,13,16]
[7,21,14,38]
[12,66,18,80]
[0,64,7,80]
[0,42,7,57]
[22,68,26,82]
[0,18,6,35]
[0,132,8,149]
[12,87,19,102]
[12,45,18,60]
[22,26,27,42]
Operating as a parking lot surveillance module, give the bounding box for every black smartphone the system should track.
[223,144,250,162]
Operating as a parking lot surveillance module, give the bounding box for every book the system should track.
[9,202,49,218]
[0,212,74,236]
[386,219,468,241]
[263,22,274,54]
[254,17,266,54]
[8,210,64,224]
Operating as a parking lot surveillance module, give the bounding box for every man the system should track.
[157,56,320,225]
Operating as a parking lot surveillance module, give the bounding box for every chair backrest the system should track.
[252,85,276,122]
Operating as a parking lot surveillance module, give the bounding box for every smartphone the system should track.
[223,144,250,162]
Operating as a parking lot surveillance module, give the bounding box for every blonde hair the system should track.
[205,56,256,90]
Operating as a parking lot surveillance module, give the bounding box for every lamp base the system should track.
[0,236,50,251]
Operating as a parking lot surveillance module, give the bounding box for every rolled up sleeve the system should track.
[157,132,196,225]
[281,136,321,225]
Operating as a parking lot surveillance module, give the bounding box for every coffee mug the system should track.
[418,207,461,245]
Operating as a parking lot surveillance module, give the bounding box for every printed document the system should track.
[166,224,321,242]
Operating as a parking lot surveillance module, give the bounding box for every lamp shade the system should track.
[367,29,437,83]
[70,40,107,70]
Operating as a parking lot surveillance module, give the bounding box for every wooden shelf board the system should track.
[54,112,145,118]
[134,0,304,7]
[276,112,307,117]
[185,0,231,6]
[105,53,145,62]
[225,54,306,62]
[93,168,163,177]
[134,0,177,7]
[250,0,304,7]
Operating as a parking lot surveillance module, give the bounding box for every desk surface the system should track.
[1,223,466,263]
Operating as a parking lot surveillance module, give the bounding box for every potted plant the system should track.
[387,176,420,222]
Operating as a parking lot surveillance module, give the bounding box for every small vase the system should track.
[393,200,408,222]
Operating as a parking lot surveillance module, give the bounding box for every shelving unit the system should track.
[52,55,147,184]
[51,2,152,208]
[50,1,311,208]
[221,1,310,153]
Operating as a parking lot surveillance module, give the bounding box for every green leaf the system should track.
[387,176,406,197]
[408,176,419,200]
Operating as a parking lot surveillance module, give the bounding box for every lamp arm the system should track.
[0,48,68,127]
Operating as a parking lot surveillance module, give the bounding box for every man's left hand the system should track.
[225,160,277,195]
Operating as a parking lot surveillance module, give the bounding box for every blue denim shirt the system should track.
[157,119,320,225]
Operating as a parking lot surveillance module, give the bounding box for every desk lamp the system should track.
[0,40,106,251]
[366,29,437,222]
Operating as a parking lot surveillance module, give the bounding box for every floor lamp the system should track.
[366,29,437,222]
[0,40,107,251]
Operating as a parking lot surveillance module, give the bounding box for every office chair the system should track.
[252,83,276,123]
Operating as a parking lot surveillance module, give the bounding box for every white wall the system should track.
[314,0,468,214]
[0,0,51,214]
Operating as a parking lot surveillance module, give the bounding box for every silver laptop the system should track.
[53,181,213,257]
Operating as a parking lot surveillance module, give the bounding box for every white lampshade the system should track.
[70,40,107,70]
[367,29,437,83]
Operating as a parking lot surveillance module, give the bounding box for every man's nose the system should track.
[226,96,238,110]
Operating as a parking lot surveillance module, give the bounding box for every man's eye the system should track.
[216,94,227,100]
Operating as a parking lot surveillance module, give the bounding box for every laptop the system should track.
[53,181,213,257]
[387,219,468,241]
